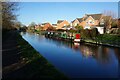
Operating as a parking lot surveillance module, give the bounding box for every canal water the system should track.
[21,32,120,78]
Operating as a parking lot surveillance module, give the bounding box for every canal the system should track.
[21,32,120,78]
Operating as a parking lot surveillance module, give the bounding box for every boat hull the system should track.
[74,39,81,42]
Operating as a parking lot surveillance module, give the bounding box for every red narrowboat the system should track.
[74,33,81,42]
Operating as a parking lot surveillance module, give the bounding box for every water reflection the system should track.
[46,37,117,64]
[51,39,118,65]
[21,32,120,78]
[114,48,120,62]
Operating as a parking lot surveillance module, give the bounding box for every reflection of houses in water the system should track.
[79,44,111,64]
[95,46,110,64]
[102,47,109,54]
[48,37,113,64]
[53,40,74,49]
[114,48,120,63]
[79,44,93,57]
[82,48,93,57]
[52,39,80,51]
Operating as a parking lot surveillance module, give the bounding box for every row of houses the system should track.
[34,13,120,34]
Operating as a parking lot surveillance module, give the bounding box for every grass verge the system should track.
[16,33,68,79]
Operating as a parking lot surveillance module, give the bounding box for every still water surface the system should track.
[21,32,120,78]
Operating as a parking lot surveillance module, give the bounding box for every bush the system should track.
[75,24,83,33]
[109,28,120,35]
[118,29,120,35]
[90,28,99,40]
[69,29,77,33]
[100,34,120,45]
[80,29,91,39]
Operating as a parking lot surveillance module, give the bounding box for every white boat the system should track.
[74,39,81,42]
[74,33,81,42]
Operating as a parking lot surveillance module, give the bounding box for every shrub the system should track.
[90,28,99,40]
[75,24,83,33]
[80,29,91,39]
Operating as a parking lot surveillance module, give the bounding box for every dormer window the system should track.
[90,21,92,23]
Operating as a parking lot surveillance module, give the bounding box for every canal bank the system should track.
[43,31,120,48]
[2,30,68,79]
[82,34,120,48]
[83,39,120,48]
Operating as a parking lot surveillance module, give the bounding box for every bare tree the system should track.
[14,21,22,30]
[102,10,117,33]
[2,2,19,30]
[118,18,120,29]
[102,10,117,19]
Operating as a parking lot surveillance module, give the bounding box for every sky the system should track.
[17,2,118,26]
[9,0,120,2]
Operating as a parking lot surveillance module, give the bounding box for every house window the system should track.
[100,19,104,25]
[75,23,77,26]
[89,20,92,24]
[90,21,92,23]
[64,24,66,26]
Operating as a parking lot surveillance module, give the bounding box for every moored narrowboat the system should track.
[74,33,81,42]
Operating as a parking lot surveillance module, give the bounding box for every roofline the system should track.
[84,16,95,21]
[57,20,69,24]
[71,18,82,23]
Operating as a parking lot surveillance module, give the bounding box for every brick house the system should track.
[82,14,102,29]
[56,20,69,30]
[52,24,57,29]
[41,23,53,30]
[71,18,83,27]
[71,14,112,34]
[71,14,112,29]
[82,14,112,29]
[35,25,41,31]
